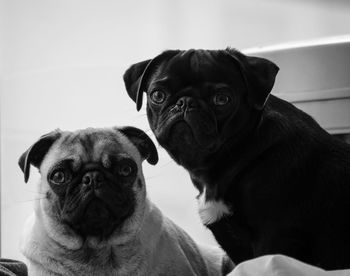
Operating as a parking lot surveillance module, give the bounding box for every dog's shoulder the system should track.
[20,214,63,275]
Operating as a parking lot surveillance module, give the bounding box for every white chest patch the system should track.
[197,188,232,225]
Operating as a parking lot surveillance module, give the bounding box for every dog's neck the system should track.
[189,95,324,200]
[21,200,165,275]
[187,105,277,200]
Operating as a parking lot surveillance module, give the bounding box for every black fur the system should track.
[123,48,350,270]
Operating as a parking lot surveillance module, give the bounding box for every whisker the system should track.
[24,189,46,195]
[156,145,162,150]
[135,113,147,117]
[120,108,141,113]
[130,113,148,120]
[68,192,84,209]
[15,197,46,203]
[143,128,154,135]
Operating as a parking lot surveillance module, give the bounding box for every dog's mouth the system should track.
[153,110,220,169]
[75,198,115,237]
[63,196,135,239]
[155,110,219,152]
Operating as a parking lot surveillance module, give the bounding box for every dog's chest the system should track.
[196,186,232,225]
[27,242,148,276]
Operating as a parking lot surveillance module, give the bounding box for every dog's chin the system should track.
[64,198,134,239]
[158,121,219,169]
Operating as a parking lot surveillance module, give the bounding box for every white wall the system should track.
[1,0,350,260]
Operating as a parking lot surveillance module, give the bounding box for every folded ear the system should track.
[123,50,180,111]
[119,126,158,165]
[123,59,151,110]
[18,129,62,183]
[225,48,279,110]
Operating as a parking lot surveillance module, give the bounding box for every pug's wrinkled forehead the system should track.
[19,126,158,183]
[150,50,242,88]
[40,128,142,176]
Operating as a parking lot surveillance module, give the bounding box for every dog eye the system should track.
[51,170,68,184]
[118,164,133,177]
[213,94,230,106]
[150,90,166,104]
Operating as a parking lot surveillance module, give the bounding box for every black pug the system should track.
[123,48,350,270]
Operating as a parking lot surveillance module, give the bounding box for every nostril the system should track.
[82,171,105,188]
[176,97,197,110]
[177,99,184,107]
[82,175,91,185]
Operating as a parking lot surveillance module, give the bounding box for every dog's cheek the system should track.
[136,178,143,189]
[146,104,159,131]
[133,176,146,205]
[40,186,61,218]
[146,105,153,123]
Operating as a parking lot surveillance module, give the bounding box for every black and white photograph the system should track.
[1,0,350,275]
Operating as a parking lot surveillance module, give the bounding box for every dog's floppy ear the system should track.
[225,48,279,110]
[119,126,158,165]
[123,50,180,111]
[123,59,151,110]
[18,129,62,183]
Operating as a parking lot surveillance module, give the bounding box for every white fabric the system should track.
[228,255,350,276]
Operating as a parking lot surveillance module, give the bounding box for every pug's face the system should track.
[124,49,279,170]
[19,127,158,248]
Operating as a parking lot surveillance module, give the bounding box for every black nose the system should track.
[82,170,105,189]
[176,96,197,110]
